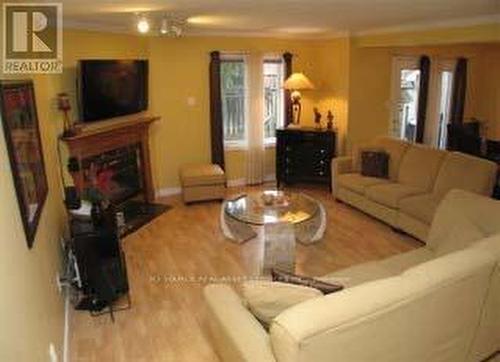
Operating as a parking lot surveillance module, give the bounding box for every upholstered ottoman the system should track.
[180,164,226,203]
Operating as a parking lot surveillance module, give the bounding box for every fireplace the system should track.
[62,116,158,203]
[81,143,143,204]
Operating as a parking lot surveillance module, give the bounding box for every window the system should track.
[221,57,247,146]
[390,57,421,141]
[263,59,284,144]
[220,55,284,148]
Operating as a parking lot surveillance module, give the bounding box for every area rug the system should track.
[118,200,170,237]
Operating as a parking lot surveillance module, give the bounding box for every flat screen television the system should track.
[78,59,148,122]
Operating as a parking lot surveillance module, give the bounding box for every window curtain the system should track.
[450,57,468,125]
[209,51,225,170]
[283,52,293,127]
[246,53,265,185]
[415,55,430,143]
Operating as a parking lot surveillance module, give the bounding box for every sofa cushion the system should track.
[428,190,500,256]
[365,183,426,209]
[272,247,495,362]
[433,152,498,199]
[360,151,389,178]
[399,194,441,224]
[378,248,435,275]
[354,137,409,181]
[337,173,391,195]
[241,281,322,326]
[397,144,447,191]
[321,261,394,288]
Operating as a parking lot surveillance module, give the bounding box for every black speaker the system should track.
[67,156,80,172]
[71,209,129,310]
[64,186,81,210]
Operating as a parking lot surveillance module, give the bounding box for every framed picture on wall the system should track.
[0,80,48,248]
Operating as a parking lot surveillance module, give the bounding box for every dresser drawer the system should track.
[276,128,336,188]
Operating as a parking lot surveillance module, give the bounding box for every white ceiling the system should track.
[52,0,500,37]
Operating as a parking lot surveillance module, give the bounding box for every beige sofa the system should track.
[332,137,497,241]
[204,190,500,361]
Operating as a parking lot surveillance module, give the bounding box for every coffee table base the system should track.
[220,200,326,245]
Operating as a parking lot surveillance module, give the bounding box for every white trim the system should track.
[264,174,276,182]
[63,289,70,362]
[227,178,246,187]
[62,19,349,39]
[264,140,276,148]
[63,14,499,40]
[389,56,420,139]
[426,58,456,148]
[354,14,500,36]
[220,52,249,59]
[224,141,248,151]
[155,187,182,198]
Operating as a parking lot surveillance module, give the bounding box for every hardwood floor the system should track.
[70,185,421,362]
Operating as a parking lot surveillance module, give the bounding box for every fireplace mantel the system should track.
[61,116,159,202]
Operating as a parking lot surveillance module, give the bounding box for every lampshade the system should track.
[283,72,315,90]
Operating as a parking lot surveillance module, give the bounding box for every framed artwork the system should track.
[0,80,48,248]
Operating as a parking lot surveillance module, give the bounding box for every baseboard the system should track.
[226,178,246,187]
[155,187,182,198]
[264,174,276,182]
[63,289,70,362]
[155,174,277,198]
[227,174,275,186]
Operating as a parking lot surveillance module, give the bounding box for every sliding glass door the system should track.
[390,57,421,142]
[390,57,456,148]
[423,60,455,148]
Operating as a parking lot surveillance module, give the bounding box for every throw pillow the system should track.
[241,281,322,327]
[271,268,344,294]
[361,150,389,178]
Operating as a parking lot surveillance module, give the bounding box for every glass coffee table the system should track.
[221,190,326,273]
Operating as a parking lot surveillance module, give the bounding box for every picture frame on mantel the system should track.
[0,80,48,248]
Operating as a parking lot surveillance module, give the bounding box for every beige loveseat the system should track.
[332,137,497,241]
[204,190,500,361]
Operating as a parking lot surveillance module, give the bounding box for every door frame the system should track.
[425,58,456,147]
[389,56,420,140]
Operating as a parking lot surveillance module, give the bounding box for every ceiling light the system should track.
[160,18,168,35]
[159,15,185,37]
[137,16,150,34]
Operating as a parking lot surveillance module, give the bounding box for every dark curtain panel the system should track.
[450,57,468,125]
[415,55,431,143]
[283,52,293,127]
[209,51,225,170]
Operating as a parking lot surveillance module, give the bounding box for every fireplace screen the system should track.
[81,144,143,203]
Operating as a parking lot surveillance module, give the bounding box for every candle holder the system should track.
[57,92,77,137]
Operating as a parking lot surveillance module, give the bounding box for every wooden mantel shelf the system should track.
[61,115,160,202]
[61,115,160,143]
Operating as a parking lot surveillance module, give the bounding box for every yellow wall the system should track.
[353,23,500,48]
[0,75,67,361]
[57,28,500,189]
[346,43,494,150]
[475,44,500,140]
[147,36,335,189]
[312,38,351,154]
[1,21,499,361]
[56,31,350,190]
[0,11,68,360]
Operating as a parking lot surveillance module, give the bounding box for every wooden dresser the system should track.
[276,127,336,189]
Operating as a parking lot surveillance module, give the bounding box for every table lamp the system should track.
[283,72,314,127]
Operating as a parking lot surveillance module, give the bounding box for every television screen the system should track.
[78,60,148,122]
